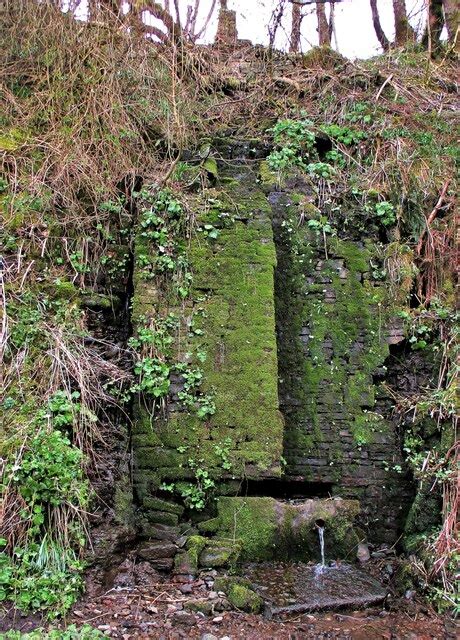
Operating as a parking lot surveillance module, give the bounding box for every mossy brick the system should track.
[142,496,184,515]
[198,538,242,568]
[143,510,179,526]
[200,496,360,562]
[131,168,285,484]
[134,447,183,469]
[203,497,278,561]
[174,550,198,575]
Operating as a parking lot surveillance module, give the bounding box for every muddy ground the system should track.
[2,560,458,639]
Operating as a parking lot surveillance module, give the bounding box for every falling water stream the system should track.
[318,526,325,567]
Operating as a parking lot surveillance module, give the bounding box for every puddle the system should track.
[245,561,387,616]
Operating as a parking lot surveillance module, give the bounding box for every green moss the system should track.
[52,280,79,300]
[258,160,278,187]
[203,157,218,178]
[199,538,242,568]
[174,535,207,573]
[275,201,394,467]
[330,238,372,273]
[0,127,28,151]
[227,584,263,613]
[144,171,284,480]
[404,481,442,542]
[80,293,117,310]
[201,497,360,563]
[201,497,278,561]
[214,575,254,592]
[135,447,183,469]
[142,496,184,515]
[113,480,134,526]
[143,510,179,526]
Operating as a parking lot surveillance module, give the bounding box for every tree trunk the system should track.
[392,0,415,46]
[88,0,98,21]
[443,0,459,50]
[370,0,390,51]
[290,2,301,52]
[316,2,330,46]
[423,0,445,54]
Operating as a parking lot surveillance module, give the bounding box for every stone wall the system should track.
[130,144,414,549]
[268,179,413,543]
[131,158,284,536]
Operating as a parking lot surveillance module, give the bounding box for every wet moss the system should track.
[199,538,242,568]
[201,497,278,561]
[200,496,360,562]
[157,172,283,478]
[404,480,442,542]
[113,480,134,526]
[227,584,263,613]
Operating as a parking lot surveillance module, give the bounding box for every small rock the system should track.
[208,591,218,599]
[171,610,196,627]
[405,589,415,600]
[174,574,194,583]
[146,604,158,614]
[149,557,174,571]
[134,561,162,586]
[357,542,370,563]
[212,616,223,623]
[178,583,193,594]
[185,599,214,615]
[213,597,231,612]
[201,634,218,640]
[227,584,263,614]
[167,604,178,614]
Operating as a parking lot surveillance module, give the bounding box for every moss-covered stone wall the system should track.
[131,159,284,529]
[268,178,413,543]
[130,145,414,545]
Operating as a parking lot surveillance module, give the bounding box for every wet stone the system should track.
[137,541,177,561]
[245,562,387,616]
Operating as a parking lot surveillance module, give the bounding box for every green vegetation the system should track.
[4,626,107,640]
